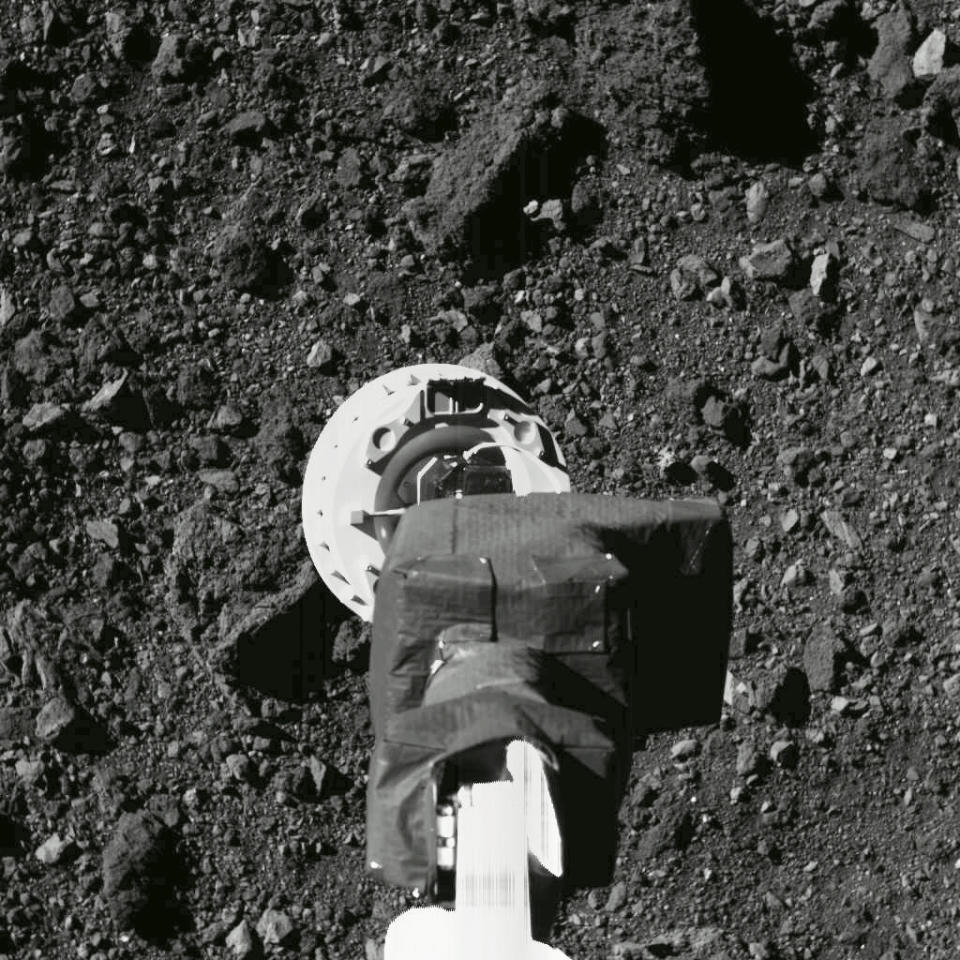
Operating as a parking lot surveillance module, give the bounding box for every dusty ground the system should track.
[1,1,960,958]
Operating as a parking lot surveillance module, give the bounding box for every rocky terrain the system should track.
[2,0,960,958]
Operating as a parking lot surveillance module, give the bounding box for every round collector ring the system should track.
[301,363,570,621]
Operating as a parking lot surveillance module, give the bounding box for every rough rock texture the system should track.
[101,812,178,932]
[1,2,960,958]
[859,118,931,211]
[403,96,603,277]
[867,3,921,105]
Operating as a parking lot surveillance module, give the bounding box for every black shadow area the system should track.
[691,0,818,163]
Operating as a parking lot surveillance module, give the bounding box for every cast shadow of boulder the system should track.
[691,0,818,164]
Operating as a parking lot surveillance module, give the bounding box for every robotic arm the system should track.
[301,367,733,958]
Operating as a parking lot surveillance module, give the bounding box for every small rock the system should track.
[198,469,239,494]
[670,268,697,301]
[736,741,761,777]
[780,508,800,533]
[769,739,798,768]
[35,696,79,744]
[923,65,960,141]
[208,404,247,435]
[225,753,255,782]
[48,284,78,322]
[820,510,863,551]
[943,673,960,696]
[781,561,812,588]
[860,118,930,211]
[631,773,661,806]
[0,285,17,328]
[213,223,286,296]
[306,339,335,371]
[672,253,720,301]
[105,10,152,62]
[296,193,328,229]
[670,738,699,760]
[740,239,796,283]
[570,182,602,229]
[35,832,75,865]
[459,342,503,379]
[810,252,839,301]
[256,908,295,946]
[152,33,204,83]
[913,29,953,78]
[225,111,270,147]
[605,881,627,912]
[83,371,150,432]
[564,413,589,438]
[803,628,845,693]
[892,217,935,243]
[868,3,921,105]
[531,198,567,231]
[86,519,122,550]
[102,811,176,931]
[307,756,328,797]
[22,402,67,432]
[745,180,770,223]
[226,919,260,959]
[808,171,833,199]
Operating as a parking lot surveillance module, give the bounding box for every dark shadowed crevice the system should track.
[691,0,818,164]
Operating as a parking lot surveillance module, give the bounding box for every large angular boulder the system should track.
[403,95,603,276]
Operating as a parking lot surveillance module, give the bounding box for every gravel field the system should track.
[1,2,960,958]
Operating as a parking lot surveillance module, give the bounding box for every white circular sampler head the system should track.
[301,364,571,620]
